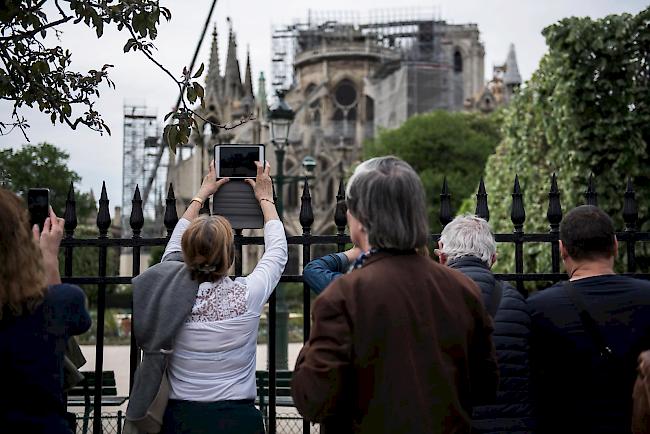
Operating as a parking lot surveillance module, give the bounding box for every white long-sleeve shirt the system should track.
[161,218,288,402]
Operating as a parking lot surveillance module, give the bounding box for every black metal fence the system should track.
[59,173,650,434]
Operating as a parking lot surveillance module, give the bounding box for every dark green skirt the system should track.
[161,399,265,434]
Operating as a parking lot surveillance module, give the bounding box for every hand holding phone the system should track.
[31,205,65,286]
[28,188,50,232]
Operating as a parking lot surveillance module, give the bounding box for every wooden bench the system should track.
[66,371,128,434]
[256,370,295,422]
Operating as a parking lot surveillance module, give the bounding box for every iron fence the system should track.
[59,173,650,434]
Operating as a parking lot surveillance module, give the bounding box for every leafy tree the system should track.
[0,0,248,152]
[365,110,501,232]
[0,142,96,219]
[481,7,650,278]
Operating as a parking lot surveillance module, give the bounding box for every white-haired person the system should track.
[292,156,498,434]
[435,214,534,434]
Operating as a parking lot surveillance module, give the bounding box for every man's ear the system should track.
[490,253,497,269]
[613,236,619,258]
[559,240,569,260]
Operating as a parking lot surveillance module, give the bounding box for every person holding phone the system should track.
[0,188,91,434]
[126,161,287,434]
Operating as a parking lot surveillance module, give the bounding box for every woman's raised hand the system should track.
[197,161,229,200]
[32,206,64,285]
[245,161,274,203]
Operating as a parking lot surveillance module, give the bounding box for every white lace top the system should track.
[161,218,287,402]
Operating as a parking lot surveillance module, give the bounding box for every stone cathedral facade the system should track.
[165,15,522,257]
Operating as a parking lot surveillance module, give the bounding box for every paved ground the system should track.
[80,343,306,398]
[77,344,318,433]
[77,343,307,417]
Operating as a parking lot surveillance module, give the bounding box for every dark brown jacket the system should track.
[292,252,498,434]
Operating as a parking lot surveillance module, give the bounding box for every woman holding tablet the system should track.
[126,161,287,434]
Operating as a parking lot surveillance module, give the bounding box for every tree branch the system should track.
[123,24,184,97]
[0,15,73,42]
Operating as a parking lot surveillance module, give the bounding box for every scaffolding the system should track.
[270,7,445,92]
[121,102,164,235]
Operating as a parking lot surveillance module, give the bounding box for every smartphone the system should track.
[214,144,265,179]
[28,188,50,232]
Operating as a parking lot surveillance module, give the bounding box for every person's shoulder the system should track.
[501,283,526,303]
[526,281,567,310]
[614,275,650,289]
[45,283,86,304]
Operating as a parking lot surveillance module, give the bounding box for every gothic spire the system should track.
[223,17,243,101]
[503,43,522,86]
[206,23,221,98]
[257,71,267,118]
[243,46,254,98]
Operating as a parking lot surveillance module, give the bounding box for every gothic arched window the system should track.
[365,96,374,121]
[454,50,463,73]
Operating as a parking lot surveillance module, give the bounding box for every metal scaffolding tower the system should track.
[270,7,443,92]
[122,103,164,235]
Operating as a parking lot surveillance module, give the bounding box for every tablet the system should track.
[214,144,265,179]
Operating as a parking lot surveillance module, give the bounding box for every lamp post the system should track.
[268,90,295,371]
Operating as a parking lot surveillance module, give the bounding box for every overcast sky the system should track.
[0,0,647,213]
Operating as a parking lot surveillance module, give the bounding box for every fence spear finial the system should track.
[64,181,77,238]
[96,181,111,238]
[300,177,314,232]
[164,183,179,236]
[475,177,489,221]
[130,185,144,237]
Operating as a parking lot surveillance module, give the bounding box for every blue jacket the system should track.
[448,256,534,434]
[303,252,349,294]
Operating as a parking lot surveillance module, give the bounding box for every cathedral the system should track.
[165,12,522,254]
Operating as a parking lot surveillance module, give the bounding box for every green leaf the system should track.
[123,39,136,53]
[163,111,174,122]
[193,82,204,99]
[186,87,197,104]
[192,63,204,79]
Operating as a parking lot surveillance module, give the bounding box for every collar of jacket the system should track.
[361,249,419,268]
[447,255,491,270]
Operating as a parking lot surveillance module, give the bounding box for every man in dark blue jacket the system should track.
[436,214,534,434]
[528,205,650,433]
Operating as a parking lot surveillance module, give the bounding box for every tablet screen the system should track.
[217,146,262,178]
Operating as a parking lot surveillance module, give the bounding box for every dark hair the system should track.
[345,156,429,250]
[560,205,616,261]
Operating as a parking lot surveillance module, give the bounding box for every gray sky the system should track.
[0,0,647,212]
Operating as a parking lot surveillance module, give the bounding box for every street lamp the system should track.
[268,90,295,371]
[268,90,296,223]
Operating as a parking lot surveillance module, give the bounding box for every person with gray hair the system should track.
[303,156,429,293]
[292,156,498,434]
[436,214,534,434]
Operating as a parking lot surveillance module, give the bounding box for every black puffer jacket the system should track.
[448,256,535,434]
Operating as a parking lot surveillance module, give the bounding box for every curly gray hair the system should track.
[439,214,496,265]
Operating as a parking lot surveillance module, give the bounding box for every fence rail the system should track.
[59,173,648,434]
